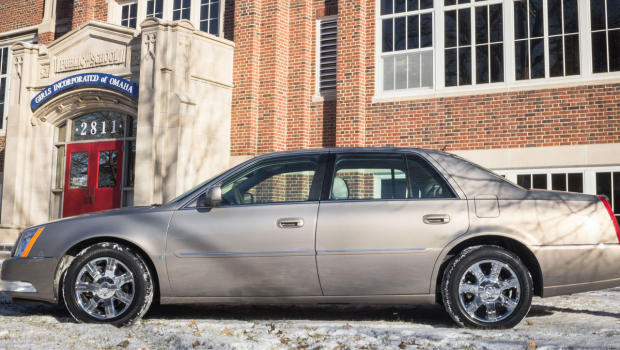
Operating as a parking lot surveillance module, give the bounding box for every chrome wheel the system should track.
[74,257,135,319]
[458,259,521,323]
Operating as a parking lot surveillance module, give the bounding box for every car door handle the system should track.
[423,214,450,225]
[277,218,304,229]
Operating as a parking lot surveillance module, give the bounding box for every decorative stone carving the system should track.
[40,64,50,79]
[13,56,23,78]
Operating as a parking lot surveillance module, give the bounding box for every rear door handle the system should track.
[277,218,304,229]
[423,214,450,225]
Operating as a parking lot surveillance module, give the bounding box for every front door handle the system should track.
[423,214,450,225]
[277,218,304,229]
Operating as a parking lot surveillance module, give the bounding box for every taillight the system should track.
[599,195,620,243]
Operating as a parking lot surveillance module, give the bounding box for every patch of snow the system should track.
[0,288,618,349]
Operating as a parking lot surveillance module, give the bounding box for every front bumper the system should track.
[0,256,59,303]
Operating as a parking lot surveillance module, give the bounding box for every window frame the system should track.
[0,45,10,132]
[377,1,437,94]
[374,0,617,101]
[192,154,328,208]
[321,152,459,202]
[120,1,138,28]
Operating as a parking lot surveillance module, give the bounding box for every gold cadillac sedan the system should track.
[2,148,620,328]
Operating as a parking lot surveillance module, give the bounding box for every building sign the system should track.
[31,73,139,111]
[54,49,126,73]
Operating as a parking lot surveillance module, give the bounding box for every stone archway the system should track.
[32,87,138,127]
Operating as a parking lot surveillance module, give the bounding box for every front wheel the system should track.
[441,245,533,328]
[62,243,154,326]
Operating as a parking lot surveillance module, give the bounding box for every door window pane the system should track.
[408,156,455,198]
[517,174,531,189]
[125,141,136,187]
[567,173,583,193]
[220,156,319,205]
[532,174,547,189]
[596,172,612,204]
[98,151,118,188]
[551,173,567,191]
[331,154,408,200]
[55,146,65,189]
[69,152,88,189]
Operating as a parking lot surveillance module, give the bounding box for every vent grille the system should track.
[319,18,337,93]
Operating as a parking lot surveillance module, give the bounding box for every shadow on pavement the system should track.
[144,304,455,326]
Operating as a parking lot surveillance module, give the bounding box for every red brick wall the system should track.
[0,0,45,33]
[71,0,107,30]
[229,0,620,156]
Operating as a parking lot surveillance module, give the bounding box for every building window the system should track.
[445,0,504,87]
[317,17,337,94]
[121,2,138,28]
[591,0,620,73]
[548,0,580,77]
[173,0,191,20]
[199,0,220,35]
[380,0,434,91]
[596,172,620,221]
[0,46,9,130]
[514,0,580,80]
[514,0,545,79]
[146,0,163,19]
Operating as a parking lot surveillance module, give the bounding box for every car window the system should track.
[330,154,408,200]
[219,155,320,205]
[407,155,455,199]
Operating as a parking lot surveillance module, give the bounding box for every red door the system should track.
[63,141,124,217]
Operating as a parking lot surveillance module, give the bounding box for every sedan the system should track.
[2,148,619,328]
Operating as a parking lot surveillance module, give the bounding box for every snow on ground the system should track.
[0,288,618,350]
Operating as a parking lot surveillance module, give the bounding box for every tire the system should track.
[63,242,154,327]
[441,245,533,329]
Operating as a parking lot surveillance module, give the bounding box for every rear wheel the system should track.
[441,245,533,328]
[63,243,153,326]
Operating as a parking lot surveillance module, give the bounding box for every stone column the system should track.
[335,1,367,147]
[0,43,55,242]
[134,19,233,206]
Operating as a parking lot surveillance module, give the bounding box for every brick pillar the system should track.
[256,0,289,153]
[72,0,107,29]
[230,0,262,156]
[286,0,313,150]
[336,1,367,147]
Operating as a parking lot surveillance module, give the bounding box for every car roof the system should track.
[253,147,444,159]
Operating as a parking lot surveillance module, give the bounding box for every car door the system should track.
[165,154,326,297]
[315,152,469,295]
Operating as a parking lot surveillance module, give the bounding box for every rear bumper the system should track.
[0,256,58,303]
[534,244,620,297]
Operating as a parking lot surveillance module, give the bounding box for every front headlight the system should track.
[13,226,45,258]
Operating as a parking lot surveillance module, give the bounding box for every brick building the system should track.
[0,0,618,243]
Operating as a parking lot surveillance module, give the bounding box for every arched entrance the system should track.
[56,111,136,217]
[30,87,139,219]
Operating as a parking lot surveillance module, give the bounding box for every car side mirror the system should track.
[197,186,222,208]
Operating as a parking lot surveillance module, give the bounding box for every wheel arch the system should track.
[54,236,161,304]
[433,235,543,301]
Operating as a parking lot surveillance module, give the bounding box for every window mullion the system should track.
[437,2,445,89]
[542,0,550,79]
[580,0,593,76]
[505,0,516,83]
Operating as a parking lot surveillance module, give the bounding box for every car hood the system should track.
[42,205,172,226]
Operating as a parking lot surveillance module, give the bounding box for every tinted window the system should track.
[219,156,320,205]
[330,154,408,200]
[407,155,455,199]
